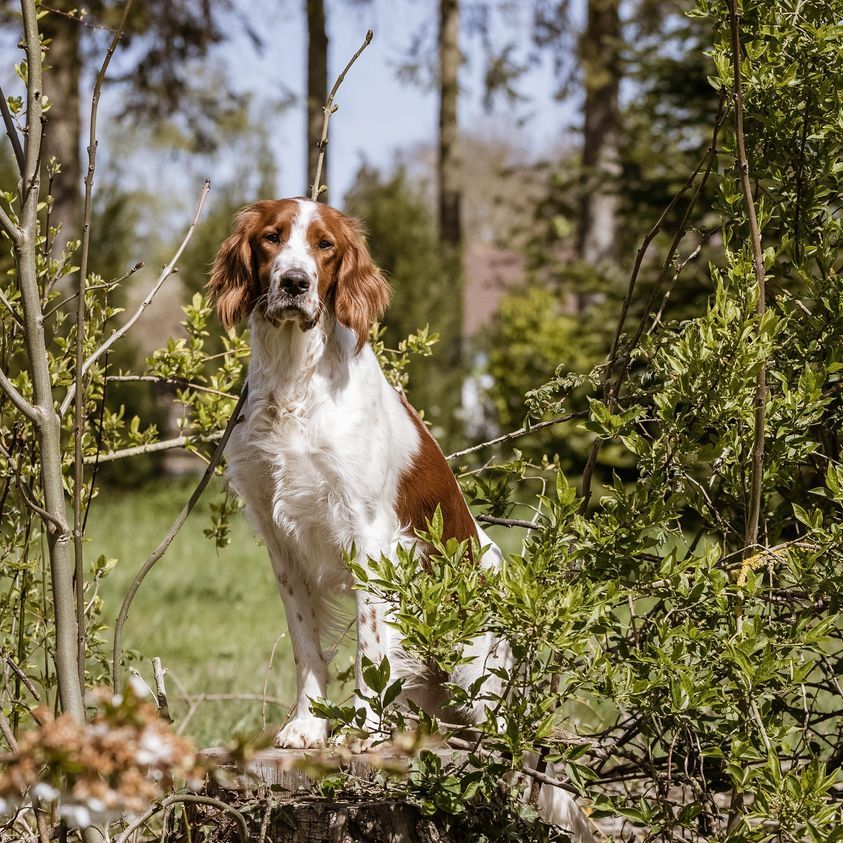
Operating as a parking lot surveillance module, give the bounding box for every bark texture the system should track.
[41,8,82,255]
[577,0,622,307]
[306,0,329,202]
[437,0,461,252]
[435,0,464,413]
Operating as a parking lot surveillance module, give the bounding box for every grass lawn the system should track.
[88,477,527,749]
[88,479,354,749]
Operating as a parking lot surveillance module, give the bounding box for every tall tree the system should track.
[306,0,329,201]
[576,0,621,304]
[40,10,81,256]
[437,0,465,420]
[438,0,462,255]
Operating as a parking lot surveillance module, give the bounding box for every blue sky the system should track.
[227,0,579,202]
[95,0,581,213]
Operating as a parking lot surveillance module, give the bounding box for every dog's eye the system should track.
[318,239,333,250]
[265,232,280,243]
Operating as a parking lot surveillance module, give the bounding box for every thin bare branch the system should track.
[0,80,24,174]
[729,0,767,554]
[106,374,236,400]
[1,651,41,701]
[0,368,38,423]
[60,180,211,416]
[112,384,248,692]
[0,288,23,326]
[152,657,172,724]
[309,30,373,201]
[0,441,65,532]
[446,411,584,462]
[0,202,20,243]
[114,795,247,843]
[84,428,225,465]
[476,514,540,530]
[42,265,143,319]
[578,103,726,514]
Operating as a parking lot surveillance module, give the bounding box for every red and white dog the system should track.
[208,198,591,840]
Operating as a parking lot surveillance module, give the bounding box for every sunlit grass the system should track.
[88,479,353,748]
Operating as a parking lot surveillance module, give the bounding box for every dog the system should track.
[208,198,592,841]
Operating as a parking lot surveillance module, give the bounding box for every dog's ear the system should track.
[334,219,391,353]
[207,206,260,330]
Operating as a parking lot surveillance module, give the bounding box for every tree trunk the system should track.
[306,0,329,202]
[41,7,82,256]
[576,0,621,308]
[436,0,464,425]
[438,0,461,253]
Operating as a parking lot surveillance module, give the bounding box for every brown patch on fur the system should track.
[396,394,477,553]
[323,208,390,353]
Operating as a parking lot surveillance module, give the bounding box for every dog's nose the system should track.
[281,270,310,297]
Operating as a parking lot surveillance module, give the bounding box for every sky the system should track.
[92,0,581,215]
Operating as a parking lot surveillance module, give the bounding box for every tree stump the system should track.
[200,747,458,843]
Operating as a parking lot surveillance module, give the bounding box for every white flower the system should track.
[31,782,60,803]
[135,728,173,766]
[128,675,151,698]
[59,801,92,829]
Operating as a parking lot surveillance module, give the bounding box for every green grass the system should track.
[87,479,528,749]
[88,479,355,749]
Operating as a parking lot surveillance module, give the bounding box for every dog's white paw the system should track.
[273,717,328,749]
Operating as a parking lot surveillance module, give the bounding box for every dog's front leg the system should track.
[265,536,329,748]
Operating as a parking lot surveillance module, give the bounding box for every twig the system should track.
[729,0,766,555]
[85,429,225,465]
[0,708,17,751]
[73,0,134,705]
[114,795,248,843]
[181,692,290,705]
[476,514,540,530]
[309,30,373,201]
[0,202,20,243]
[0,288,23,327]
[0,711,49,843]
[262,632,288,730]
[42,272,138,319]
[445,411,583,461]
[152,657,173,724]
[0,79,24,173]
[112,384,248,692]
[106,374,237,400]
[578,103,726,514]
[0,441,65,532]
[0,368,38,423]
[446,734,579,795]
[1,651,41,701]
[647,227,719,335]
[60,180,211,416]
[41,3,123,33]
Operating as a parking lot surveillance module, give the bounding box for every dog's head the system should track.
[207,198,390,352]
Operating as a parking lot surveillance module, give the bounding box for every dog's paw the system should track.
[332,728,378,753]
[273,717,328,749]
